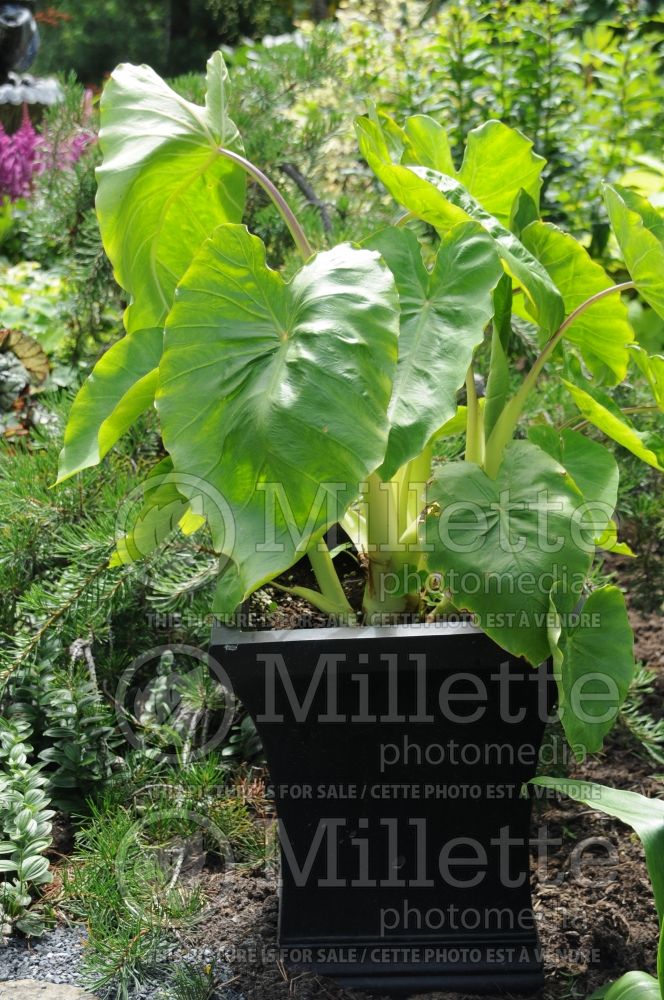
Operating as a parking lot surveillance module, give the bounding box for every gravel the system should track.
[0,929,244,1000]
[0,927,87,988]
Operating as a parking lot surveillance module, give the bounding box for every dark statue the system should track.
[0,0,62,118]
[0,1,39,80]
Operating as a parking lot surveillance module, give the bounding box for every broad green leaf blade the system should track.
[213,558,245,618]
[484,274,512,440]
[510,189,539,236]
[411,162,563,334]
[97,52,246,338]
[458,120,544,227]
[431,405,470,441]
[562,379,664,472]
[547,585,634,758]
[425,439,594,665]
[629,300,664,355]
[158,225,399,612]
[527,426,619,535]
[365,223,502,481]
[18,855,50,882]
[614,184,664,244]
[111,456,202,565]
[532,776,664,996]
[631,345,664,410]
[56,329,162,482]
[589,972,661,1000]
[356,116,564,334]
[59,52,246,481]
[605,183,664,320]
[402,115,455,175]
[522,220,634,384]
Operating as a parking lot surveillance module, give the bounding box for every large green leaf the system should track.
[522,221,634,384]
[356,116,564,334]
[425,439,594,665]
[613,184,664,244]
[457,120,544,227]
[157,225,399,611]
[402,116,544,229]
[97,52,245,337]
[562,379,664,472]
[57,330,162,482]
[547,585,634,758]
[605,184,664,320]
[527,427,619,536]
[58,52,246,481]
[532,776,664,997]
[402,114,455,175]
[364,223,502,480]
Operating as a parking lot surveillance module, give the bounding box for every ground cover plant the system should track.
[0,3,662,998]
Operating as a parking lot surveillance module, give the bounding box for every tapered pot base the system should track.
[284,937,543,994]
[211,622,554,996]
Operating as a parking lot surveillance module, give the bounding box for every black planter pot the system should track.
[210,621,555,996]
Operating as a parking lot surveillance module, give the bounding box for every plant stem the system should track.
[362,473,409,620]
[464,365,484,464]
[396,443,432,541]
[484,281,635,477]
[308,543,353,615]
[524,281,634,392]
[218,146,313,260]
[395,211,416,227]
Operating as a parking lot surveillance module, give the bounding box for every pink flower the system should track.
[0,107,39,201]
[0,93,98,201]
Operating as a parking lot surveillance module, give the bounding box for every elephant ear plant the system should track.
[57,52,664,760]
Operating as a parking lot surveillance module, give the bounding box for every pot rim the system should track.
[211,619,483,646]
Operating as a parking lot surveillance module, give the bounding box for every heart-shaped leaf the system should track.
[522,220,634,384]
[425,439,594,665]
[98,51,245,338]
[401,114,455,174]
[157,225,399,610]
[528,427,619,536]
[365,222,502,480]
[58,52,245,482]
[547,585,634,758]
[397,116,544,228]
[457,120,544,226]
[356,115,564,334]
